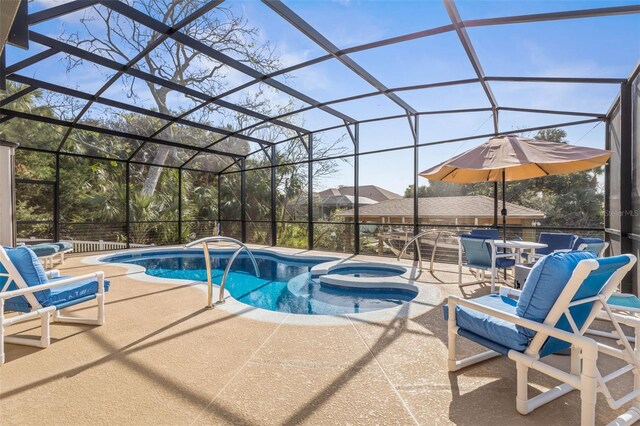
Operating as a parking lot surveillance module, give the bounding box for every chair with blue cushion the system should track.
[25,243,59,269]
[0,246,108,364]
[572,237,609,257]
[458,234,517,293]
[26,241,74,268]
[469,228,500,239]
[521,232,575,262]
[445,251,638,425]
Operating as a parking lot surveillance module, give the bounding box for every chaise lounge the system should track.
[26,241,74,269]
[445,251,638,424]
[0,246,108,364]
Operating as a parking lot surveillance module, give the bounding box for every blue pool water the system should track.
[103,250,416,315]
[327,266,404,278]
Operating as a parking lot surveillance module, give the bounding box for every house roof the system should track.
[320,194,377,206]
[318,185,402,202]
[337,195,545,218]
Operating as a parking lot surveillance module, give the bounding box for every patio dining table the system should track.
[494,239,548,263]
[493,240,548,286]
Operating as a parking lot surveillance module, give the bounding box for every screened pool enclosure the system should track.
[0,0,638,287]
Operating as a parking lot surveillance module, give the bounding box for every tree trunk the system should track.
[141,89,173,197]
[141,146,171,197]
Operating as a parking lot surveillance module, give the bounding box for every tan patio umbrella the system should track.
[419,134,611,240]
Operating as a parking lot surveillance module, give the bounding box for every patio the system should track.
[0,250,633,425]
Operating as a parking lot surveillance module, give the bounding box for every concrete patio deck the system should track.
[0,249,633,425]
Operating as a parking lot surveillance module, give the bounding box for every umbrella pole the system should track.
[493,181,498,227]
[502,169,508,282]
[502,169,507,243]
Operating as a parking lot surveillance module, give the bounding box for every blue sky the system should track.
[5,0,640,194]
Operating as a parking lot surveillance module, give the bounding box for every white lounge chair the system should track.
[445,251,638,425]
[0,246,108,364]
[26,241,74,269]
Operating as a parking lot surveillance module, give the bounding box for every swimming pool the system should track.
[102,249,417,315]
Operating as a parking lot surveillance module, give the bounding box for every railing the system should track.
[67,240,151,253]
[185,236,260,309]
[17,237,151,253]
[397,229,459,274]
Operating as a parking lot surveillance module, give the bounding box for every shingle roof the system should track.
[318,185,402,202]
[337,195,545,218]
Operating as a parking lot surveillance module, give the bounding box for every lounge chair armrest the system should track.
[499,286,522,298]
[495,253,518,259]
[0,272,105,300]
[447,295,597,350]
[45,269,60,279]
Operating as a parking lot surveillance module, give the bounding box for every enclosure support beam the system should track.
[178,169,183,245]
[216,176,221,237]
[264,0,417,115]
[412,115,420,261]
[0,108,244,161]
[354,124,360,255]
[6,74,272,147]
[241,159,247,243]
[54,0,222,152]
[125,162,130,249]
[28,0,97,25]
[54,153,60,243]
[270,145,277,247]
[619,82,634,293]
[308,134,314,250]
[443,0,499,133]
[101,0,344,126]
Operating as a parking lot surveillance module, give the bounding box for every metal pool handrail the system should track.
[185,236,260,308]
[397,229,458,274]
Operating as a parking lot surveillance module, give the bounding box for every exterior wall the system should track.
[0,140,18,246]
[607,76,637,294]
[632,72,640,292]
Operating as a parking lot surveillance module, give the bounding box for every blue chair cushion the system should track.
[536,233,575,255]
[28,244,59,256]
[51,242,73,251]
[470,229,500,239]
[607,293,640,311]
[572,237,604,251]
[539,255,633,357]
[444,294,530,353]
[44,276,110,309]
[516,251,595,338]
[5,247,51,311]
[461,234,514,269]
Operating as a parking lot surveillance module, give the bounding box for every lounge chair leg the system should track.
[516,362,529,414]
[97,293,105,325]
[448,309,457,371]
[458,244,463,287]
[0,299,5,365]
[571,346,581,375]
[40,312,50,348]
[581,348,598,426]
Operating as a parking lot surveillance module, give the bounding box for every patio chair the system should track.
[521,232,575,262]
[469,228,499,239]
[28,241,74,268]
[0,246,109,364]
[26,243,59,269]
[445,251,638,425]
[458,234,517,293]
[572,237,609,257]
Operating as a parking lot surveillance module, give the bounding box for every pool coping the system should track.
[82,245,441,326]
